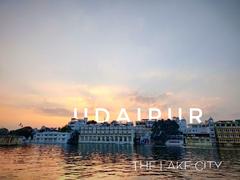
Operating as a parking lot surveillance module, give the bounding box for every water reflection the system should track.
[65,143,134,156]
[0,144,240,179]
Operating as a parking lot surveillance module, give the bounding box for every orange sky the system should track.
[0,82,223,130]
[1,1,240,130]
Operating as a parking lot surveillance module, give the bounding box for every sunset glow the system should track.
[0,1,239,129]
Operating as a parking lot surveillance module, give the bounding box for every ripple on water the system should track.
[0,144,240,179]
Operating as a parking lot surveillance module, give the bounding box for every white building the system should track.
[135,121,152,144]
[175,118,187,133]
[78,124,135,144]
[185,117,216,146]
[68,117,87,131]
[186,117,215,135]
[32,131,71,144]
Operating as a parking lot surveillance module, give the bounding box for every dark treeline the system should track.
[0,127,33,139]
[151,119,180,145]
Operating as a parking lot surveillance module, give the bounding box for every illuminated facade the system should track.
[78,124,134,144]
[215,120,240,147]
[185,117,216,146]
[32,132,70,144]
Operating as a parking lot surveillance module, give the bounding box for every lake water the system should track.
[0,144,240,179]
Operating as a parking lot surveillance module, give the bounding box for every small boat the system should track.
[165,135,184,147]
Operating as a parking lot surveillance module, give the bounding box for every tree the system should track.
[9,126,33,139]
[151,119,180,145]
[67,131,79,144]
[58,125,71,132]
[0,128,9,135]
[87,120,97,124]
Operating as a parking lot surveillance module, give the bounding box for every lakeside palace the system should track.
[28,115,240,147]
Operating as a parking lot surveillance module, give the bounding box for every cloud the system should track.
[0,80,236,127]
[37,107,72,117]
[130,92,173,105]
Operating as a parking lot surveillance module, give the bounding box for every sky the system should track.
[0,0,240,129]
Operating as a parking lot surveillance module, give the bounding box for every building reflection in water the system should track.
[1,144,239,179]
[62,144,223,162]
